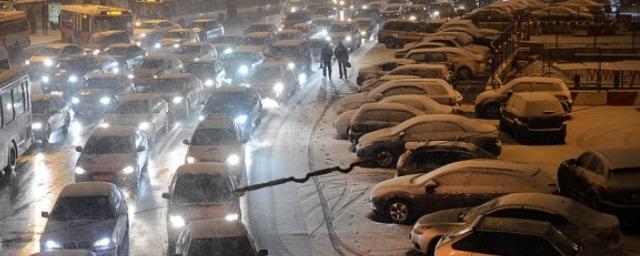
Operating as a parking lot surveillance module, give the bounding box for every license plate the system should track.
[94,175,113,182]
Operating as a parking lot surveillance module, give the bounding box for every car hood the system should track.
[172,201,235,221]
[371,174,422,198]
[358,128,393,147]
[77,153,135,173]
[42,218,117,244]
[416,207,470,227]
[475,89,501,104]
[187,144,241,162]
[338,93,373,112]
[104,113,152,126]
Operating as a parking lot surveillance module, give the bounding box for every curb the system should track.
[570,90,640,106]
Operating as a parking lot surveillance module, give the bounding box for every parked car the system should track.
[335,102,423,139]
[222,48,265,81]
[173,219,268,256]
[404,47,486,80]
[163,163,241,252]
[247,62,298,104]
[327,21,361,51]
[392,41,446,59]
[211,34,243,56]
[437,19,499,39]
[134,19,181,47]
[531,6,595,21]
[244,23,278,35]
[129,54,184,82]
[275,29,305,41]
[412,193,623,256]
[475,76,573,118]
[557,147,640,226]
[239,32,275,54]
[420,33,490,60]
[369,159,555,223]
[83,31,131,55]
[359,75,421,92]
[184,113,247,169]
[281,10,313,29]
[434,216,581,256]
[356,114,501,166]
[74,126,150,190]
[102,43,147,72]
[380,94,455,114]
[378,19,436,48]
[500,92,568,144]
[71,73,135,118]
[103,94,170,144]
[380,63,453,83]
[203,86,263,138]
[356,59,415,85]
[175,42,217,64]
[190,19,224,42]
[397,141,495,176]
[26,43,83,76]
[462,6,516,22]
[40,182,129,255]
[134,73,205,118]
[185,59,226,93]
[31,95,72,143]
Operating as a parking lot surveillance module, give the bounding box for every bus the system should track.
[0,10,30,51]
[0,69,32,178]
[133,0,218,20]
[59,4,134,45]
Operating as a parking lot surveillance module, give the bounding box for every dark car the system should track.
[40,55,104,100]
[202,86,262,138]
[190,19,224,42]
[185,60,226,93]
[102,43,147,72]
[31,95,72,143]
[84,30,132,55]
[400,4,429,21]
[70,73,135,118]
[266,40,312,77]
[129,54,184,82]
[369,159,557,223]
[500,92,568,144]
[396,141,496,176]
[557,147,640,226]
[175,42,217,64]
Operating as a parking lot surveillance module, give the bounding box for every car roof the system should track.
[198,113,237,129]
[91,125,138,137]
[157,73,193,79]
[277,29,301,34]
[392,114,495,134]
[176,163,231,176]
[396,63,450,70]
[379,78,451,88]
[106,43,134,49]
[358,102,422,113]
[438,159,540,176]
[188,219,246,239]
[59,182,116,198]
[405,140,479,151]
[144,54,173,60]
[592,148,640,170]
[119,93,158,102]
[508,76,566,85]
[182,42,211,47]
[273,40,304,47]
[474,216,557,236]
[511,92,560,102]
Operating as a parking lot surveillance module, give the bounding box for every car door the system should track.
[48,98,65,129]
[569,152,594,198]
[426,171,472,211]
[355,110,388,134]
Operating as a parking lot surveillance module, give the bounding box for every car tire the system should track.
[456,67,472,80]
[376,149,396,168]
[483,102,501,119]
[3,146,17,177]
[387,198,413,224]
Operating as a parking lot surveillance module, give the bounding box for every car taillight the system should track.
[596,230,621,244]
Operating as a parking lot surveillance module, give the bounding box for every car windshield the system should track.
[114,100,149,114]
[50,196,115,221]
[249,66,282,81]
[225,52,261,61]
[186,63,215,75]
[191,128,239,145]
[205,92,250,109]
[86,77,120,89]
[39,47,60,56]
[137,79,186,93]
[139,58,164,69]
[269,46,297,58]
[213,36,241,44]
[56,59,82,70]
[192,21,215,28]
[188,237,254,256]
[178,45,202,54]
[31,101,49,114]
[104,47,127,56]
[84,135,132,154]
[330,24,352,32]
[165,31,191,39]
[246,25,272,33]
[174,173,233,204]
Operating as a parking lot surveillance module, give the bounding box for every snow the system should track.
[176,162,230,175]
[58,182,116,198]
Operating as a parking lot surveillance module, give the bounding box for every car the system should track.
[309,5,337,19]
[281,10,312,29]
[400,4,429,21]
[404,47,486,80]
[26,43,83,75]
[74,126,150,190]
[185,59,226,93]
[31,95,72,143]
[184,114,246,168]
[40,182,129,255]
[358,75,421,92]
[293,23,321,40]
[40,55,105,99]
[202,86,263,138]
[378,63,453,83]
[246,62,298,105]
[134,73,205,118]
[555,3,597,17]
[412,193,623,256]
[189,19,224,42]
[221,48,265,81]
[352,7,382,22]
[500,92,568,144]
[275,29,305,41]
[531,6,595,21]
[354,17,379,41]
[244,22,278,35]
[356,114,501,167]
[327,21,361,51]
[378,19,437,49]
[427,1,458,19]
[103,94,170,144]
[163,163,241,252]
[311,17,334,33]
[156,29,200,53]
[266,39,312,77]
[335,102,422,139]
[356,59,415,85]
[240,32,275,54]
[369,159,556,223]
[70,73,134,118]
[175,42,217,64]
[380,3,404,20]
[419,33,490,60]
[434,216,581,256]
[437,20,499,39]
[475,76,573,118]
[211,34,243,56]
[462,6,516,23]
[31,250,96,256]
[134,19,181,46]
[305,38,331,63]
[102,43,147,71]
[392,41,446,58]
[173,219,268,256]
[83,31,131,55]
[336,78,462,114]
[557,147,640,226]
[380,94,456,114]
[396,141,496,176]
[129,54,184,82]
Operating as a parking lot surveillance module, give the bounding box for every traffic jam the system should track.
[1,0,640,255]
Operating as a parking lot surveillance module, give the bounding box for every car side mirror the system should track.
[425,180,438,193]
[75,146,83,152]
[374,93,383,100]
[506,90,514,98]
[161,192,171,199]
[137,146,145,152]
[258,249,269,256]
[182,139,190,145]
[41,211,49,218]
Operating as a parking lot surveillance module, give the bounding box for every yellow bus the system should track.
[0,10,30,51]
[59,4,134,45]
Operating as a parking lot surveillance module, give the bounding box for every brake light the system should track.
[596,230,621,244]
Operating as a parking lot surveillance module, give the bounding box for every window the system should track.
[1,91,15,125]
[576,153,591,167]
[12,87,25,115]
[452,231,561,256]
[364,110,388,122]
[429,122,463,132]
[427,52,447,62]
[387,110,414,122]
[488,209,567,225]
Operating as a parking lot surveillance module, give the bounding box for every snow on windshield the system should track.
[114,100,149,114]
[51,196,114,221]
[174,174,233,204]
[84,136,132,154]
[191,128,239,145]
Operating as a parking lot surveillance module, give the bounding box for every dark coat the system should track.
[334,44,349,62]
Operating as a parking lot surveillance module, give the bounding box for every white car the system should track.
[393,42,446,59]
[421,33,490,60]
[103,94,170,144]
[240,32,275,54]
[359,75,421,92]
[246,62,299,104]
[356,59,415,85]
[335,102,423,138]
[40,182,129,255]
[134,73,205,119]
[326,21,361,50]
[405,47,486,80]
[380,94,455,114]
[175,42,217,64]
[174,219,268,256]
[157,29,200,53]
[381,64,453,83]
[134,19,181,45]
[337,78,462,114]
[437,20,499,39]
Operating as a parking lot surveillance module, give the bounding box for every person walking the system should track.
[334,41,349,79]
[321,43,333,78]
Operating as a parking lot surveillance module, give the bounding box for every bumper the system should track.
[409,231,429,254]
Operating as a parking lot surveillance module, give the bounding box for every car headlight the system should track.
[172,96,183,104]
[194,57,200,62]
[41,76,49,83]
[234,115,248,125]
[127,74,134,79]
[25,60,30,65]
[225,213,239,222]
[360,31,367,36]
[432,11,440,17]
[122,166,135,174]
[75,166,86,175]
[170,215,186,228]
[409,15,417,21]
[112,67,120,74]
[238,65,249,75]
[173,43,180,48]
[68,75,78,83]
[136,41,142,46]
[139,33,146,38]
[51,91,63,96]
[138,122,151,130]
[204,79,214,87]
[93,238,111,247]
[273,82,284,96]
[135,21,142,26]
[325,36,332,41]
[223,48,233,54]
[32,122,43,130]
[154,42,161,49]
[198,114,205,121]
[46,240,62,250]
[99,97,111,105]
[71,97,80,104]
[92,49,100,55]
[226,154,241,166]
[287,62,295,70]
[345,36,352,42]
[186,156,197,163]
[458,5,465,10]
[44,59,53,67]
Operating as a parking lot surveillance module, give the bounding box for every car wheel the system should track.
[387,199,412,224]
[456,67,472,80]
[483,102,501,119]
[376,149,396,168]
[3,146,17,177]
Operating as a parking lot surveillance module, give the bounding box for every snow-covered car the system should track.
[175,42,217,64]
[400,4,428,21]
[531,6,595,21]
[337,78,461,114]
[244,23,277,35]
[134,73,205,118]
[266,40,312,77]
[129,54,184,82]
[356,114,501,167]
[189,19,224,42]
[327,21,361,51]
[397,141,495,176]
[40,182,129,255]
[239,32,275,54]
[163,163,241,252]
[309,5,337,19]
[156,29,200,53]
[379,63,453,83]
[276,30,305,42]
[247,62,298,104]
[420,33,490,60]
[434,216,581,256]
[71,73,134,118]
[26,43,83,76]
[293,23,321,40]
[74,126,150,190]
[40,55,105,99]
[31,95,72,143]
[380,3,404,20]
[173,219,269,256]
[103,94,170,144]
[134,19,181,47]
[202,86,263,138]
[83,31,131,55]
[411,193,623,256]
[475,76,573,118]
[369,159,556,223]
[211,35,243,56]
[380,94,455,114]
[356,59,415,85]
[405,47,486,80]
[359,75,421,92]
[437,19,499,39]
[222,48,265,81]
[563,0,606,13]
[281,10,312,29]
[335,102,422,139]
[185,59,226,93]
[355,17,379,41]
[500,92,568,144]
[392,41,446,59]
[462,6,516,22]
[378,19,436,48]
[101,43,146,72]
[311,18,334,33]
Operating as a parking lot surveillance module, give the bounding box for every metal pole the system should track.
[598,47,602,88]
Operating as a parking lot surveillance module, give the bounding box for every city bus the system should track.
[0,10,30,51]
[133,0,217,20]
[0,69,32,178]
[59,4,134,45]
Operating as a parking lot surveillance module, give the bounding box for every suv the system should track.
[378,19,436,48]
[174,219,268,256]
[500,92,568,144]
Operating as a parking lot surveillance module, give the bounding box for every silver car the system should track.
[31,95,72,143]
[103,94,170,144]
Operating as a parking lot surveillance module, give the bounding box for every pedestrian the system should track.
[321,43,333,78]
[334,41,349,79]
[41,7,48,35]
